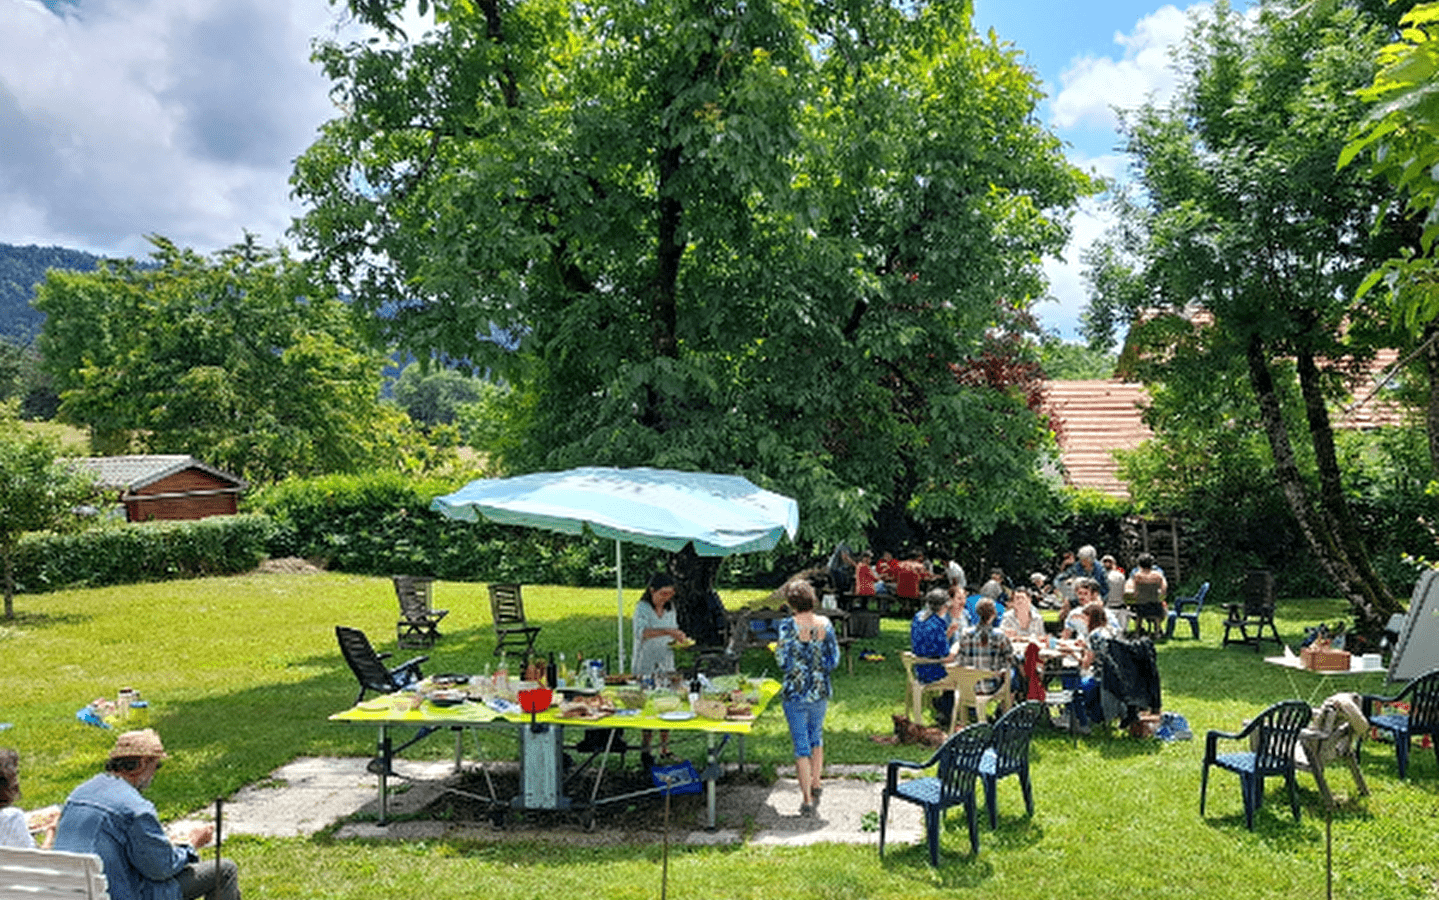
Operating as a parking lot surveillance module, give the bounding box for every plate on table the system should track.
[658,710,696,721]
[357,700,389,712]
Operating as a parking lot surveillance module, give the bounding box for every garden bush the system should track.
[12,513,273,592]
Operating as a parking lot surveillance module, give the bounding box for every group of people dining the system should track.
[904,546,1171,735]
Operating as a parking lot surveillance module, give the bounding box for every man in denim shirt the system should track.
[54,729,239,900]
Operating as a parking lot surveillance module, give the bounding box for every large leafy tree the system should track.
[35,236,417,484]
[1343,1,1439,476]
[1084,0,1414,627]
[0,403,96,619]
[293,0,1091,560]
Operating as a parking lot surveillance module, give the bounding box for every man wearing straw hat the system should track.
[54,728,239,900]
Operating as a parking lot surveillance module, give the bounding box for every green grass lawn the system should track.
[3,574,1437,899]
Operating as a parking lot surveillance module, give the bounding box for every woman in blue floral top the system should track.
[773,579,840,817]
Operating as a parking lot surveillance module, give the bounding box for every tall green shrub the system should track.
[12,514,272,593]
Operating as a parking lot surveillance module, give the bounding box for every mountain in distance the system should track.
[0,243,106,343]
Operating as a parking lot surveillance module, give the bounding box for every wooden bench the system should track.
[0,846,109,899]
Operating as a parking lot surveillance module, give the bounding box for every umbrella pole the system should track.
[616,540,625,668]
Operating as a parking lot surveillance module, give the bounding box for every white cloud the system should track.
[0,0,351,255]
[1039,5,1207,342]
[1051,5,1195,133]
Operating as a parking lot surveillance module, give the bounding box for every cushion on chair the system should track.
[894,777,943,806]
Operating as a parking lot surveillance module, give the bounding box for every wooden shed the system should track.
[74,455,247,522]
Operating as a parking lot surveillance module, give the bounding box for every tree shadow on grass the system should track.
[0,609,94,632]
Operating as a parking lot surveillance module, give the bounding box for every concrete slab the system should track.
[177,757,926,849]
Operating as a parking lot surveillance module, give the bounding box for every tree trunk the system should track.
[1294,349,1400,625]
[3,549,13,620]
[1245,337,1351,586]
[668,543,725,647]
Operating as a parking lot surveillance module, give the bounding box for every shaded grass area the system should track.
[3,574,1437,898]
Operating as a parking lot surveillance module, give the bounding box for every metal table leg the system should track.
[376,724,390,826]
[705,733,718,830]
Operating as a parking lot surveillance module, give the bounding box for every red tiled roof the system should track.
[1045,380,1150,499]
[1046,351,1409,498]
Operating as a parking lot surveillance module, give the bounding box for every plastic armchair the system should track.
[1200,699,1311,830]
[947,667,1014,731]
[900,651,954,725]
[879,722,992,865]
[1166,582,1210,640]
[978,701,1045,829]
[335,625,428,705]
[1361,667,1439,779]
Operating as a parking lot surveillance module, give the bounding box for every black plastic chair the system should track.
[1221,570,1282,651]
[335,625,428,705]
[1166,582,1210,640]
[879,722,992,865]
[1200,699,1310,830]
[1361,667,1439,779]
[978,701,1044,829]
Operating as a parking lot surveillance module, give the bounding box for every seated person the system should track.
[1061,577,1118,639]
[1000,587,1046,641]
[954,598,1014,695]
[1029,571,1056,605]
[875,550,897,585]
[1126,552,1169,628]
[54,729,239,900]
[965,579,1007,627]
[986,567,1013,604]
[894,550,930,603]
[0,748,54,849]
[1101,554,1128,606]
[910,588,959,722]
[1077,601,1122,728]
[853,551,887,596]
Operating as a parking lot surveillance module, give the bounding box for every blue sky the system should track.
[974,1,1204,340]
[0,0,1214,341]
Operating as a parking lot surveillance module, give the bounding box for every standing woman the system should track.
[631,573,688,679]
[773,579,840,818]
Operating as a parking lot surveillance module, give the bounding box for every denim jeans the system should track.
[781,697,828,757]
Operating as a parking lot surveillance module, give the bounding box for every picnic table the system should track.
[330,676,781,830]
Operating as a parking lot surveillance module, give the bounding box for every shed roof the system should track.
[73,455,247,492]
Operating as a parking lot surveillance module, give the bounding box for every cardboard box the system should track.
[1128,712,1161,738]
[1301,645,1351,672]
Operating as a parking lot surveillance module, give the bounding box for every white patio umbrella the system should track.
[430,467,800,663]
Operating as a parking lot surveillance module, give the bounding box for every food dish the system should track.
[658,710,696,721]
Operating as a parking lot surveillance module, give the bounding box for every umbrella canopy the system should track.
[430,467,800,663]
[431,467,798,556]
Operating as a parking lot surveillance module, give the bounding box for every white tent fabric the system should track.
[1389,569,1439,682]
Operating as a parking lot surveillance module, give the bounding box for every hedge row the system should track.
[252,471,795,587]
[12,514,274,593]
